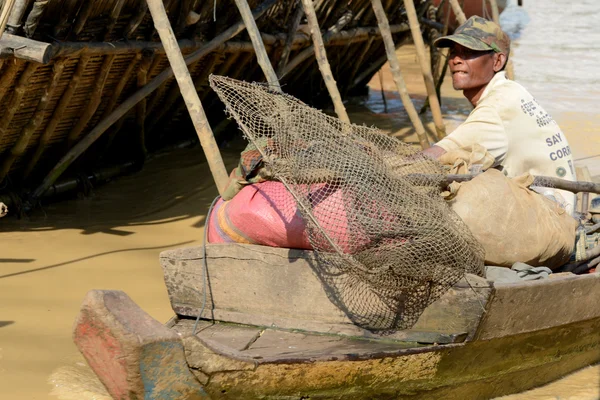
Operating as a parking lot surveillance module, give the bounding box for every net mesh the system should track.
[209,75,485,332]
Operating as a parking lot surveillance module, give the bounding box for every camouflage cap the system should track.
[434,16,510,54]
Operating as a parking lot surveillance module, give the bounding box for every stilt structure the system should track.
[370,0,430,149]
[403,0,446,139]
[145,0,228,194]
[300,0,350,123]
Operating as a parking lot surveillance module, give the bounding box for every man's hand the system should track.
[421,145,447,159]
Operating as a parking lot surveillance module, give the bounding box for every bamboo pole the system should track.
[448,0,467,24]
[0,62,38,142]
[67,55,116,148]
[23,54,91,179]
[403,0,446,139]
[0,59,65,180]
[6,0,27,33]
[370,0,429,149]
[29,0,277,202]
[233,0,281,91]
[300,0,349,123]
[276,2,303,77]
[0,0,17,39]
[105,0,127,40]
[145,0,228,194]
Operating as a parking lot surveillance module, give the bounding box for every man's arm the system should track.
[421,145,447,159]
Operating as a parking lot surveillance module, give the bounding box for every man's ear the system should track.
[493,53,507,72]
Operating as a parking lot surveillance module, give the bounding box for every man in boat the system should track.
[423,16,577,213]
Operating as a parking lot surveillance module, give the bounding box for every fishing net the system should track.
[209,75,484,332]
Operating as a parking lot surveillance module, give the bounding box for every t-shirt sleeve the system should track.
[436,105,509,164]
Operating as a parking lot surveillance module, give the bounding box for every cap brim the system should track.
[433,33,494,52]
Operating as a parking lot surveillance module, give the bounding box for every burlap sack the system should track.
[438,143,495,174]
[444,169,577,269]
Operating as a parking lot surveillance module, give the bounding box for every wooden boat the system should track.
[74,242,600,399]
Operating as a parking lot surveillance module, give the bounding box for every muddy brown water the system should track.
[2,2,600,398]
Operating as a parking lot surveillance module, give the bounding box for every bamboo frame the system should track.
[346,36,375,93]
[71,1,94,38]
[67,54,117,148]
[370,0,429,149]
[145,0,228,194]
[0,59,65,180]
[0,62,38,142]
[104,0,126,40]
[300,0,349,123]
[234,0,281,91]
[403,0,446,139]
[23,54,91,179]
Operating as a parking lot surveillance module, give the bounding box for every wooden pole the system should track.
[29,0,278,202]
[136,51,155,158]
[276,1,303,77]
[125,3,148,39]
[403,0,446,139]
[448,0,467,25]
[300,0,349,123]
[370,0,429,149]
[233,0,281,91]
[0,0,17,39]
[146,0,228,195]
[6,0,26,33]
[488,0,515,80]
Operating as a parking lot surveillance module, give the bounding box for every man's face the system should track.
[448,44,498,91]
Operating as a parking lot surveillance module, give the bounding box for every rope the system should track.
[193,195,221,335]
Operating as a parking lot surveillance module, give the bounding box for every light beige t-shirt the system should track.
[436,71,576,213]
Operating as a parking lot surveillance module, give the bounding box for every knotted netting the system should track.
[209,75,484,332]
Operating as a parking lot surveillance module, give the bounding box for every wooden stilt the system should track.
[67,55,116,148]
[276,1,303,77]
[0,59,65,181]
[403,0,446,138]
[145,0,228,194]
[0,62,38,142]
[0,0,17,39]
[346,36,375,93]
[6,0,27,33]
[448,0,467,25]
[24,54,91,179]
[281,10,356,77]
[300,0,349,123]
[29,0,278,202]
[136,51,155,158]
[233,0,281,91]
[370,0,429,149]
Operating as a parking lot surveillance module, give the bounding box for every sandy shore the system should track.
[0,45,598,399]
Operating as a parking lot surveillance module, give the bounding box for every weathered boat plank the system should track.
[476,273,600,340]
[73,290,208,400]
[160,243,492,342]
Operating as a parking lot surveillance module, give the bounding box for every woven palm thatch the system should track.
[0,0,438,196]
